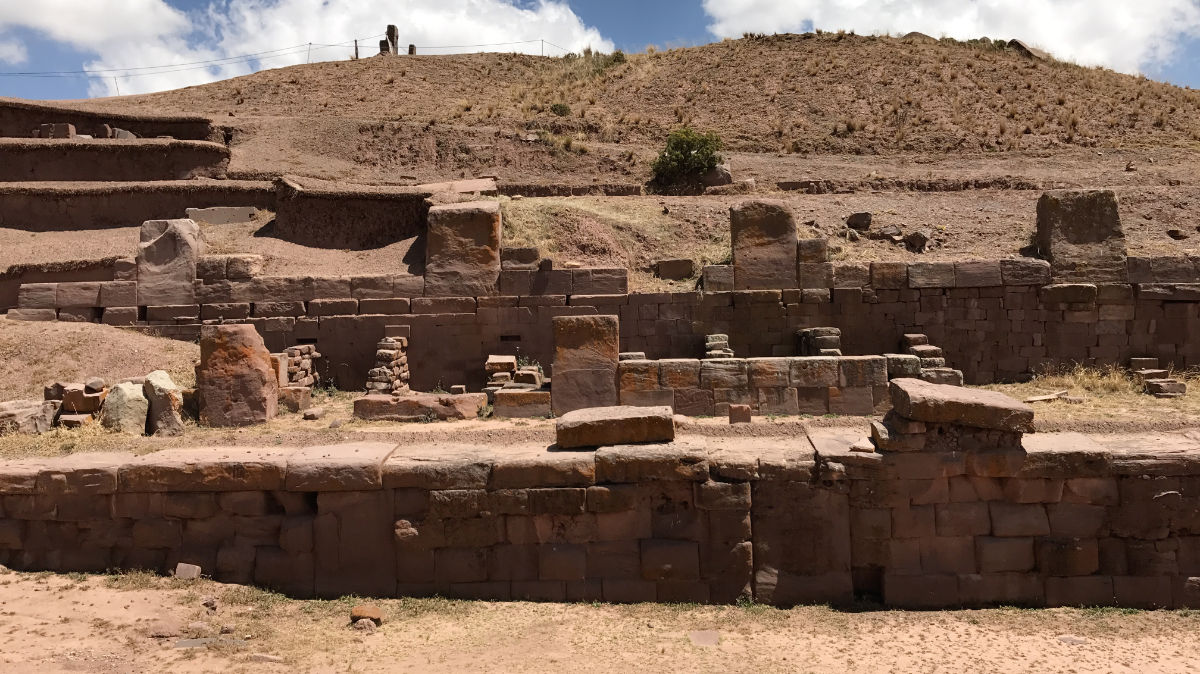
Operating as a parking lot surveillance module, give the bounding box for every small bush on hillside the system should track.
[650,126,723,188]
[550,102,571,117]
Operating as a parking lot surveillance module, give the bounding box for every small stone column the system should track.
[551,315,619,416]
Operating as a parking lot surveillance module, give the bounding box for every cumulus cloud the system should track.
[702,0,1200,74]
[0,37,27,65]
[0,0,613,97]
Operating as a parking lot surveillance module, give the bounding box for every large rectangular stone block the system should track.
[889,378,1034,432]
[731,200,797,290]
[424,201,502,297]
[556,406,674,449]
[552,315,619,416]
[1036,190,1127,282]
[136,219,202,306]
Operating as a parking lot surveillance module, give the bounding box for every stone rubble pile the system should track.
[484,354,552,418]
[1130,357,1188,398]
[366,336,409,395]
[281,345,321,387]
[704,334,734,359]
[0,371,187,437]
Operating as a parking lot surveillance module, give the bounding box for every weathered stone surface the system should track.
[118,447,290,492]
[731,200,798,290]
[0,400,60,435]
[285,442,397,491]
[353,393,487,421]
[136,219,203,306]
[492,390,552,418]
[197,325,279,427]
[552,315,619,416]
[556,406,675,449]
[424,201,502,297]
[143,370,185,436]
[278,387,312,413]
[889,378,1034,432]
[100,382,148,436]
[655,259,695,280]
[1036,189,1127,282]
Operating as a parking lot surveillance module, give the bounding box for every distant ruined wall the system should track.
[0,99,219,142]
[9,255,1200,391]
[0,140,231,182]
[0,181,275,234]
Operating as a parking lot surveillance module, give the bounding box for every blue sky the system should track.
[0,0,1197,100]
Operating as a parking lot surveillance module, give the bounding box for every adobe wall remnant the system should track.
[731,199,798,290]
[1036,189,1128,282]
[552,315,620,416]
[196,324,279,427]
[0,139,230,182]
[424,201,502,297]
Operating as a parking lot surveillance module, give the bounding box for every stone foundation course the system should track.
[3,410,1200,608]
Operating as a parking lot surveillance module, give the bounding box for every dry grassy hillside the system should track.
[107,32,1200,162]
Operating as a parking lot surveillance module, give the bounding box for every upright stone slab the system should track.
[424,201,502,297]
[552,315,619,416]
[197,325,279,427]
[1035,190,1127,282]
[136,219,203,306]
[143,370,185,436]
[731,200,798,290]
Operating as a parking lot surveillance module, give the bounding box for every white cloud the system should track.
[0,0,613,97]
[702,0,1200,74]
[0,37,27,64]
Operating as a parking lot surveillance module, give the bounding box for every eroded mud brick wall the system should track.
[0,99,219,141]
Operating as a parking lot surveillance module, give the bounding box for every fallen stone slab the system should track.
[1145,378,1186,398]
[0,400,61,435]
[492,389,551,418]
[555,405,675,449]
[353,392,488,422]
[889,378,1034,432]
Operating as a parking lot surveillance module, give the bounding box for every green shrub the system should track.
[550,102,571,117]
[651,126,723,187]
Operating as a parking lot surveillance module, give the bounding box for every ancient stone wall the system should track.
[0,180,274,234]
[272,177,430,250]
[0,139,231,182]
[1,429,1197,608]
[0,99,219,141]
[11,254,1200,390]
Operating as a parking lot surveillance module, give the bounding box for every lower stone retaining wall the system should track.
[0,98,219,142]
[1,432,1198,608]
[0,180,274,233]
[0,139,231,182]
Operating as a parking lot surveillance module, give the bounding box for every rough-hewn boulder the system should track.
[1035,190,1127,282]
[101,382,149,435]
[889,378,1034,432]
[197,325,278,427]
[555,405,675,449]
[0,400,60,435]
[143,370,185,436]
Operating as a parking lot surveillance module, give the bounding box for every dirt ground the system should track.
[0,316,198,402]
[0,567,1197,673]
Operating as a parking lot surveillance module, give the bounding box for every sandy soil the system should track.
[0,567,1197,673]
[0,316,198,401]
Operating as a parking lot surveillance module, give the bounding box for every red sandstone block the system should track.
[1036,537,1099,577]
[728,404,752,424]
[828,386,875,415]
[585,485,639,513]
[528,488,586,515]
[920,536,976,574]
[443,517,504,547]
[1046,503,1106,537]
[883,573,959,608]
[976,536,1035,573]
[1003,478,1064,504]
[1062,477,1120,505]
[586,540,640,579]
[1174,577,1200,609]
[639,539,701,581]
[1113,575,1173,609]
[657,580,712,604]
[954,260,1002,288]
[308,298,358,316]
[934,502,991,536]
[512,580,567,602]
[433,547,489,584]
[538,543,587,581]
[486,544,537,581]
[696,481,750,511]
[602,579,658,603]
[990,502,1051,537]
[885,453,966,480]
[958,573,1044,607]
